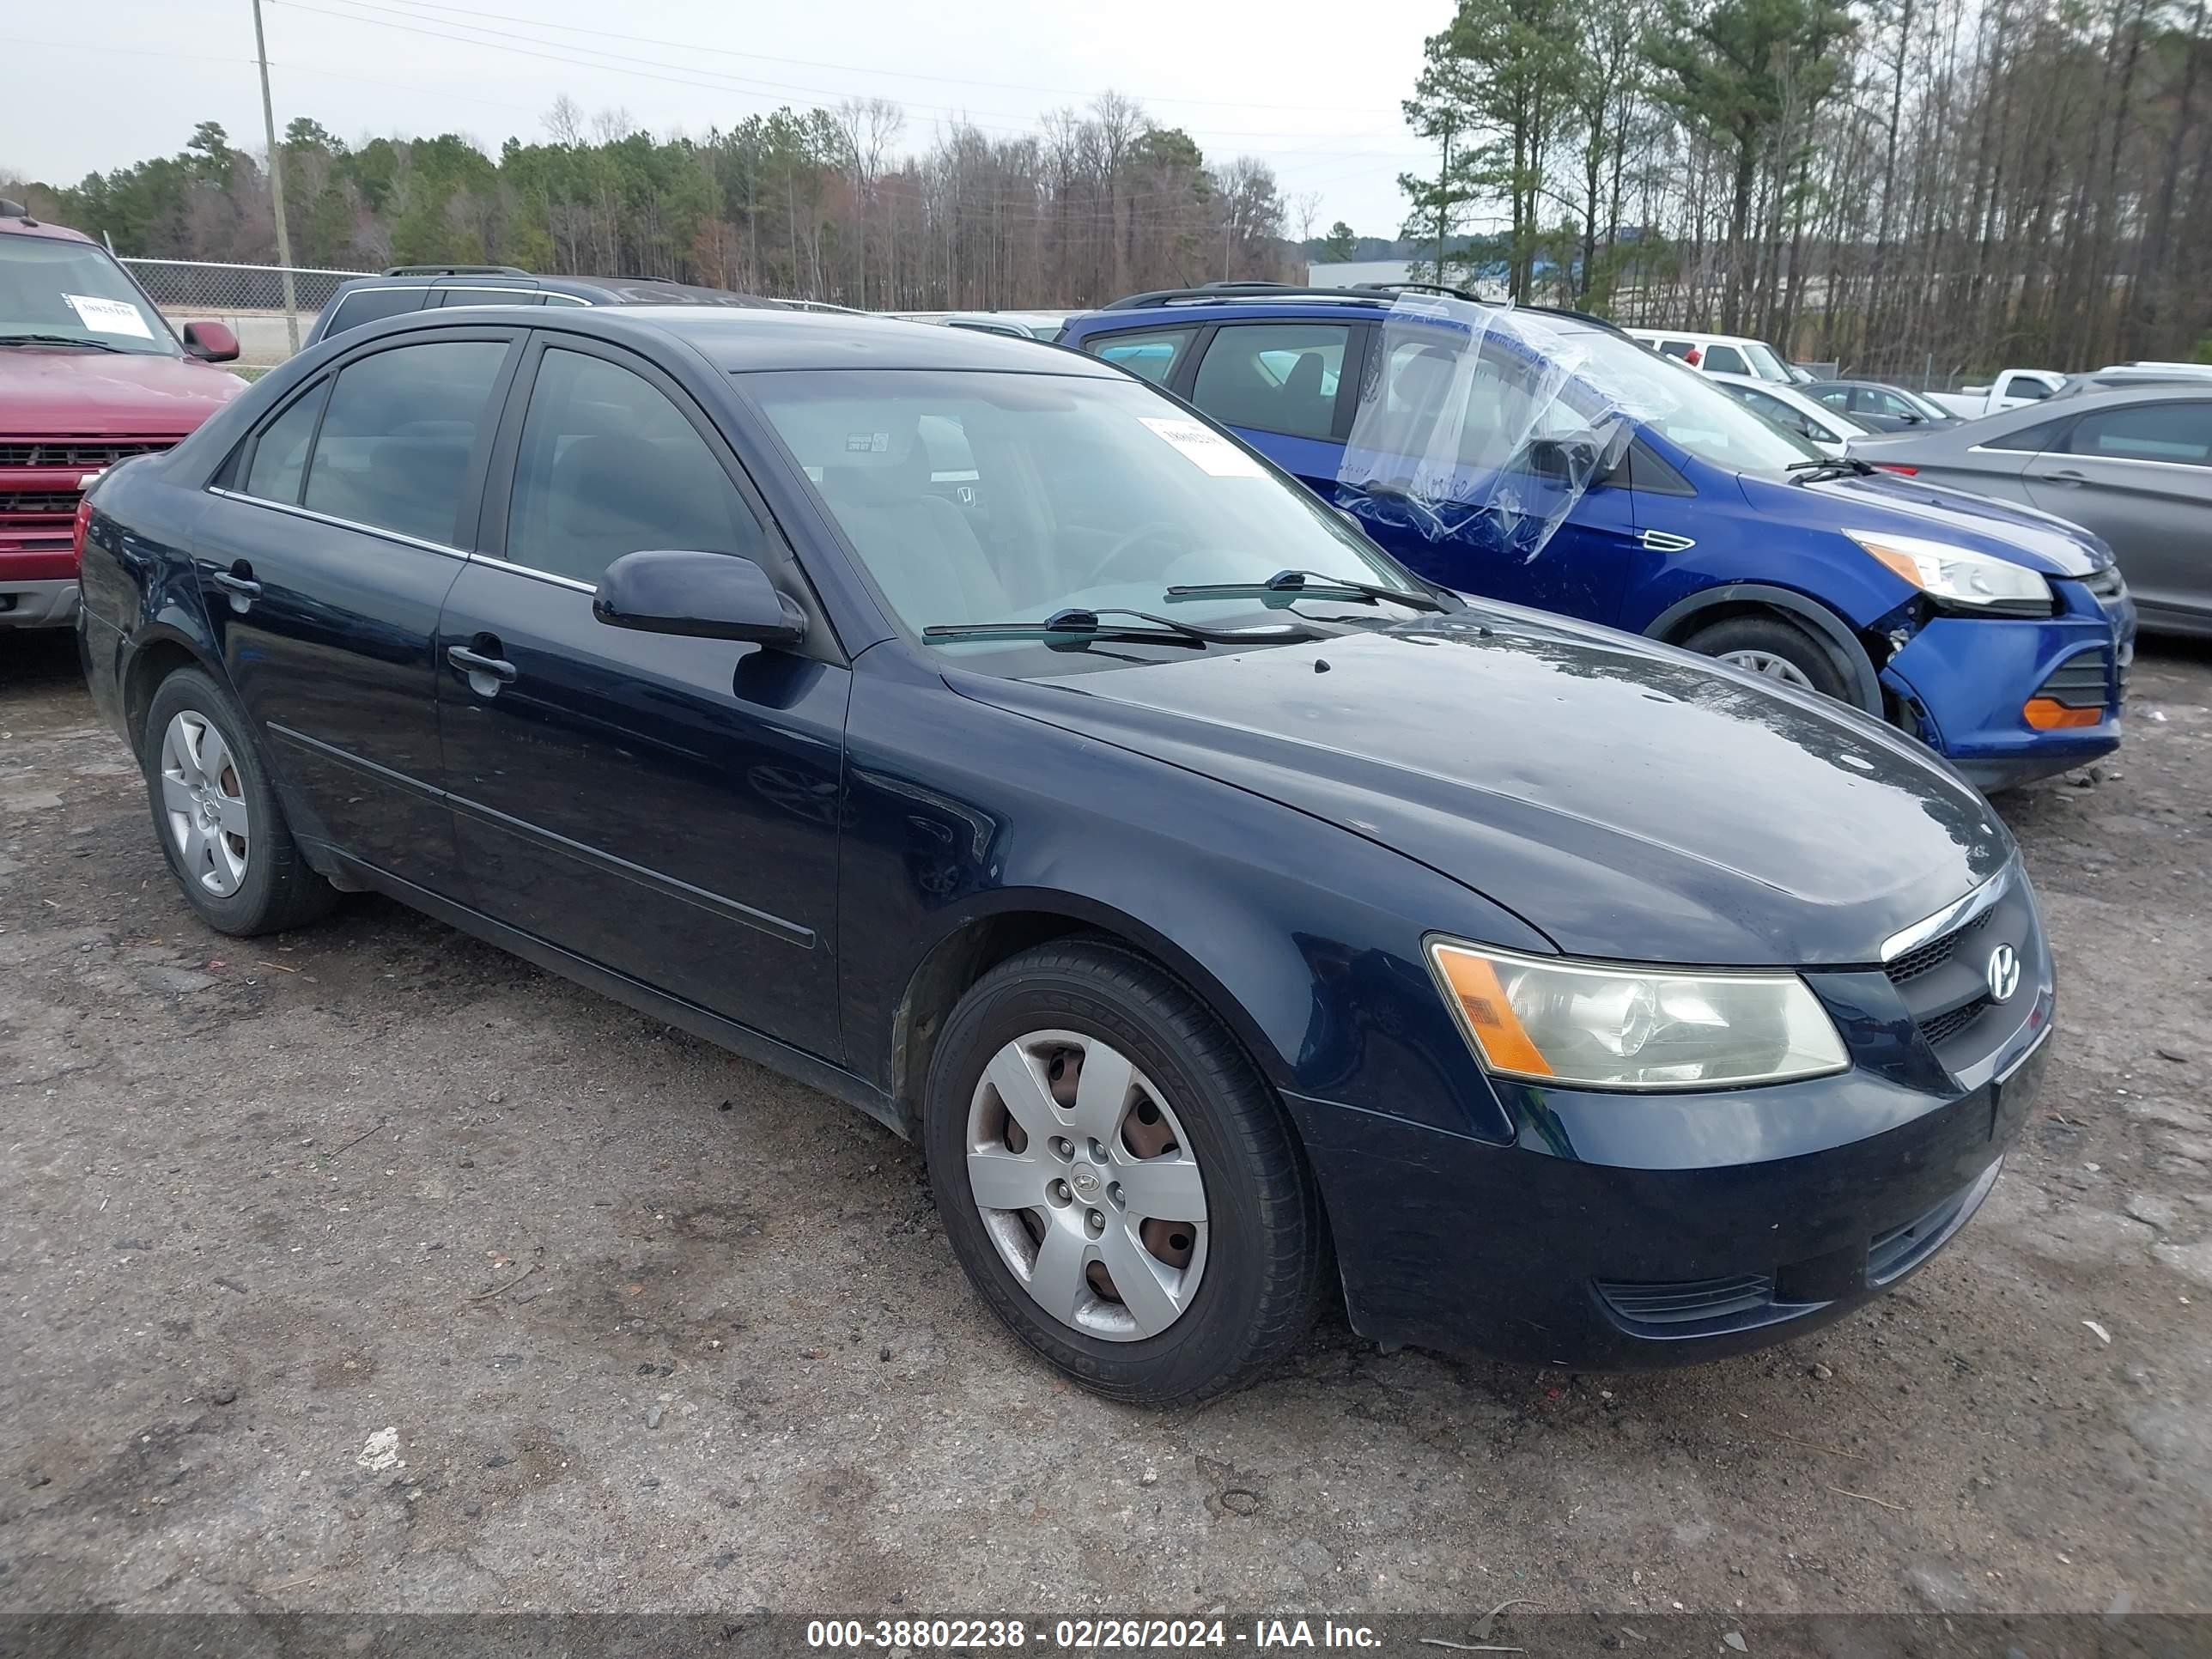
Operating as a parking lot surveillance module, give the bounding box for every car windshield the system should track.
[0,236,178,356]
[1742,341,1790,380]
[749,368,1433,672]
[1534,329,1825,469]
[1898,387,1955,421]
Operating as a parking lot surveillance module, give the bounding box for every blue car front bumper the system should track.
[1881,575,2134,790]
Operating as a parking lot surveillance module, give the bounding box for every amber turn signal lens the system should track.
[2023,697,2101,730]
[1430,948,1554,1078]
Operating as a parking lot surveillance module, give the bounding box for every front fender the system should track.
[839,651,1540,1145]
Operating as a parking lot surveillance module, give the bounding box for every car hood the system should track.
[0,347,246,437]
[949,610,2012,968]
[1741,467,2106,576]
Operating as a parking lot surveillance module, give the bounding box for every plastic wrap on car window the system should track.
[1336,295,1653,563]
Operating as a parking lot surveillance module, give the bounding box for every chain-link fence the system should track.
[120,258,370,370]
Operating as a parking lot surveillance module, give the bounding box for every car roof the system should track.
[0,211,100,246]
[324,270,786,307]
[348,302,1123,374]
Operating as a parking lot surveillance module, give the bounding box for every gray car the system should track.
[1850,386,2212,637]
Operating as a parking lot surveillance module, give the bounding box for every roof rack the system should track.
[1094,283,1627,339]
[1100,284,1407,311]
[380,264,534,278]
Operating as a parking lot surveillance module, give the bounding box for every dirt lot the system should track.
[2,628,2208,1621]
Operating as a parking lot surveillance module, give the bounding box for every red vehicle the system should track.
[2,198,247,629]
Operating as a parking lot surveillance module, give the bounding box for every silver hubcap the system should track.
[159,711,250,897]
[1719,647,1816,690]
[965,1030,1209,1341]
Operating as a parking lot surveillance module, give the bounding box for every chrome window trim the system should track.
[206,485,470,559]
[469,554,598,594]
[1881,863,2014,963]
[207,486,601,594]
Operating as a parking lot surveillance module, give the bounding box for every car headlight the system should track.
[1846,529,2052,614]
[1426,940,1850,1091]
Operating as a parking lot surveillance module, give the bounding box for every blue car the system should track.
[1060,287,2136,791]
[79,306,2050,1401]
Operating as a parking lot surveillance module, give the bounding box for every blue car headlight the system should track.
[1846,529,2054,616]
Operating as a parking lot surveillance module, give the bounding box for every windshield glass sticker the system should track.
[1139,416,1267,477]
[64,294,155,339]
[845,431,890,453]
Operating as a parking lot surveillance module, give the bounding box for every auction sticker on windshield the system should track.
[1140,416,1267,477]
[64,295,155,339]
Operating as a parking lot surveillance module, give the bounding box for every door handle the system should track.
[447,642,517,688]
[210,562,261,611]
[2038,469,2087,484]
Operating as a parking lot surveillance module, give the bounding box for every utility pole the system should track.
[252,0,301,354]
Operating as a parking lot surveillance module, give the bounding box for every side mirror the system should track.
[1523,436,1599,488]
[593,550,807,647]
[181,321,240,362]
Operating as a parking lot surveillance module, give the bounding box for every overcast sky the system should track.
[7,0,1455,244]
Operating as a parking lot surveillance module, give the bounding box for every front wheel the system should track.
[1682,612,1853,702]
[141,666,337,937]
[923,940,1328,1406]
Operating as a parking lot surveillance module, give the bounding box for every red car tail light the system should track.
[71,492,95,565]
[1873,463,1919,477]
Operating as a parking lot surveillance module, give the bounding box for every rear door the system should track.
[434,331,848,1056]
[2024,399,2212,629]
[198,328,519,890]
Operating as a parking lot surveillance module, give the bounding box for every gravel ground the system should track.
[2,628,2208,1620]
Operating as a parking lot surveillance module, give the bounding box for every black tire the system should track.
[141,665,337,938]
[923,939,1328,1406]
[1681,612,1855,702]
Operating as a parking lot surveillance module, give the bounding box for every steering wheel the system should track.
[1086,520,1191,586]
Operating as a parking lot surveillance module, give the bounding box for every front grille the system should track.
[1884,909,1990,986]
[1595,1273,1775,1327]
[1885,870,2037,1065]
[1917,996,1990,1046]
[0,438,173,468]
[0,490,84,518]
[2035,648,2112,710]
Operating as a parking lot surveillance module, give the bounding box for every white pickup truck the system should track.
[1925,368,2066,419]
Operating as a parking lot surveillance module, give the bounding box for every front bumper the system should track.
[1286,1002,2051,1370]
[0,576,80,629]
[1882,576,2134,789]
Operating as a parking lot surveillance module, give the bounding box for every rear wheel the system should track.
[923,939,1327,1405]
[1683,613,1853,702]
[141,667,337,937]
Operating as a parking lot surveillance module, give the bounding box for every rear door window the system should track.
[301,340,509,544]
[1658,340,1695,361]
[240,381,328,504]
[1085,327,1195,386]
[2063,402,2212,466]
[1191,323,1349,441]
[1702,343,1749,375]
[320,286,430,339]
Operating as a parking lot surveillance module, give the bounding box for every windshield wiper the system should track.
[1164,568,1450,612]
[1786,456,1875,481]
[923,605,1323,647]
[0,332,130,353]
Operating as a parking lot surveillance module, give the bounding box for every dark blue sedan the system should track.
[75,306,2053,1403]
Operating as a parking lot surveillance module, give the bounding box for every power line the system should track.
[273,0,1398,143]
[358,0,1401,116]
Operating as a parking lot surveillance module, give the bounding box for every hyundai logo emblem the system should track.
[1986,944,2021,1004]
